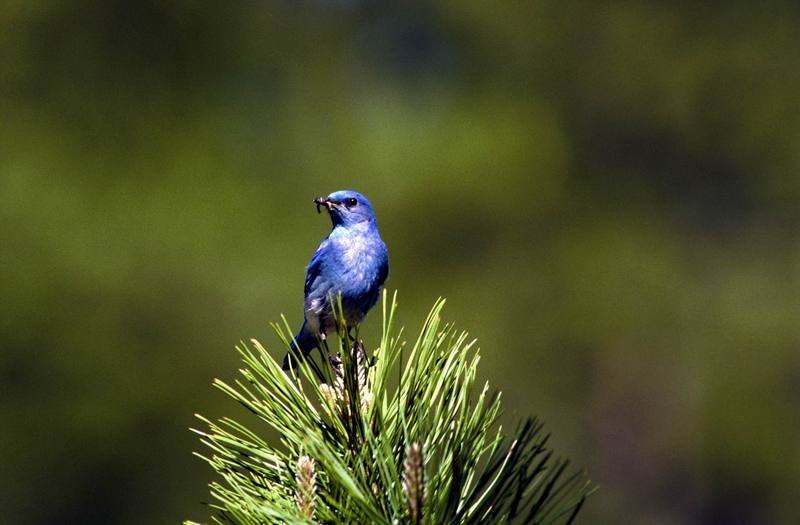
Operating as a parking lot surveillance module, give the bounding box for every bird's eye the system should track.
[344,197,358,208]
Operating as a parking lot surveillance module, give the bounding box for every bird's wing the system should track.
[377,247,389,286]
[304,240,328,297]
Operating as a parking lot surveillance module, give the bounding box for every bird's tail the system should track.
[281,321,318,370]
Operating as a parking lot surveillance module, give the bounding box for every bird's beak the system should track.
[314,196,333,214]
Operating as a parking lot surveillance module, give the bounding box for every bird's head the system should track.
[313,190,377,228]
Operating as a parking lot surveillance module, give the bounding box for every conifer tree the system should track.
[188,292,593,524]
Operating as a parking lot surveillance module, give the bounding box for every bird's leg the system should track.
[321,331,341,368]
[304,354,326,382]
[320,331,329,360]
[315,330,339,374]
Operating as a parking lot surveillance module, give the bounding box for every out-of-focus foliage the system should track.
[1,1,798,524]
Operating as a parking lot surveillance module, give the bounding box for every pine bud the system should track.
[403,443,425,525]
[319,383,337,412]
[295,455,316,519]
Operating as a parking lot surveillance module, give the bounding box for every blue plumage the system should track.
[282,190,389,370]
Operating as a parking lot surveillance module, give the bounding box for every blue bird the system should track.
[282,190,389,370]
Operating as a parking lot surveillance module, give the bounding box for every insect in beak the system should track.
[314,197,333,214]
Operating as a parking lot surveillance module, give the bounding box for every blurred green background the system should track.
[2,1,799,523]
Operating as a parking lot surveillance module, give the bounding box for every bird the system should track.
[282,190,389,371]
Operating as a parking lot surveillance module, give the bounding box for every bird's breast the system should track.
[307,227,387,329]
[335,236,378,274]
[330,232,383,283]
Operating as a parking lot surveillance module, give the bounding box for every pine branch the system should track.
[187,291,594,524]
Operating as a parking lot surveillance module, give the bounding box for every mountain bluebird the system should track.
[282,190,389,370]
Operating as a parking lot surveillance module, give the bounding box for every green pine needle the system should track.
[188,291,594,524]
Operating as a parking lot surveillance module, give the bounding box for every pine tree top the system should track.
[187,291,593,524]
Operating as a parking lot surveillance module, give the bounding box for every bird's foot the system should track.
[329,354,342,368]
